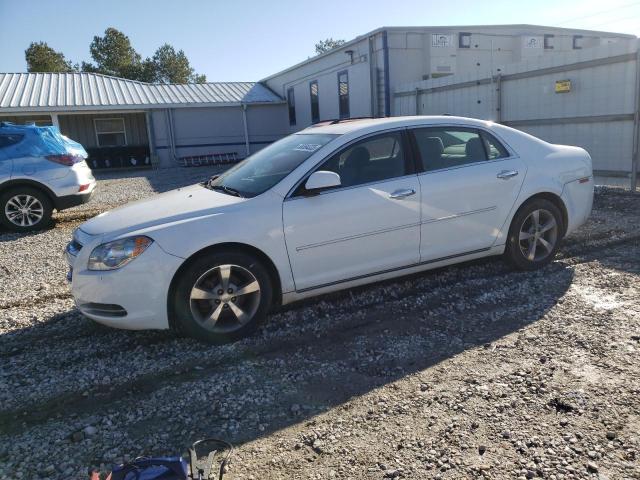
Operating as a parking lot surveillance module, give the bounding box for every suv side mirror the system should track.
[305,171,341,191]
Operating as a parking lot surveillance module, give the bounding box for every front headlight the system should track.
[88,236,153,271]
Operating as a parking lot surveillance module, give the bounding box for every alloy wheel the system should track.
[518,208,558,262]
[4,194,44,227]
[189,264,262,333]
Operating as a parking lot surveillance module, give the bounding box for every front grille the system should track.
[79,303,128,318]
[66,228,92,269]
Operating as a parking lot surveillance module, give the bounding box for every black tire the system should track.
[0,187,53,232]
[171,250,273,344]
[505,198,564,271]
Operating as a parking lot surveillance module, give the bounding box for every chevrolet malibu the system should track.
[66,116,593,343]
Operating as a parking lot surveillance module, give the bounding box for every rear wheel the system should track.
[171,250,273,344]
[0,187,52,232]
[505,198,563,271]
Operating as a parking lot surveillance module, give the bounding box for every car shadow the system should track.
[0,255,576,472]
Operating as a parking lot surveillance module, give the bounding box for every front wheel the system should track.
[171,250,273,344]
[505,199,564,271]
[0,187,53,232]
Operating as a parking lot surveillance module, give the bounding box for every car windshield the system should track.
[205,133,338,197]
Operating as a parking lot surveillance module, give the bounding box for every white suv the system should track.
[0,122,96,232]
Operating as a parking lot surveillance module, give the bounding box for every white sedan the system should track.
[66,116,593,343]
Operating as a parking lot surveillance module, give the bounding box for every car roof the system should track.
[0,122,48,134]
[298,115,495,135]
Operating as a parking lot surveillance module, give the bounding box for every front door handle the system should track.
[389,188,416,199]
[497,170,519,180]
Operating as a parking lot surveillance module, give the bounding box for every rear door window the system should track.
[481,132,510,160]
[0,134,24,148]
[412,127,487,172]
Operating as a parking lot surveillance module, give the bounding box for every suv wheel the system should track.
[0,187,53,232]
[171,250,273,344]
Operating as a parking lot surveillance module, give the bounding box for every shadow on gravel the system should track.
[217,260,576,445]
[93,165,226,195]
[0,227,49,243]
[1,258,577,458]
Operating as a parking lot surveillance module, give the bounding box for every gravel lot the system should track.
[0,168,639,480]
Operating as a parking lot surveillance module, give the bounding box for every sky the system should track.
[1,0,639,82]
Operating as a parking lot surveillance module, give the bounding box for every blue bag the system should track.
[109,457,188,480]
[98,438,232,480]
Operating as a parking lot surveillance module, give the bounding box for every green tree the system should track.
[80,28,205,84]
[315,38,346,55]
[82,28,142,79]
[152,44,206,84]
[25,42,75,72]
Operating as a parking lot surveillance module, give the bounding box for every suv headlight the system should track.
[88,236,153,271]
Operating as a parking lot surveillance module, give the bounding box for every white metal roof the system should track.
[0,72,283,113]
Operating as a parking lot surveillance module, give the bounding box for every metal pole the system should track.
[496,74,502,123]
[368,36,376,118]
[415,88,420,115]
[145,111,155,155]
[145,110,158,169]
[632,40,640,192]
[241,103,250,158]
[382,30,391,117]
[50,113,60,129]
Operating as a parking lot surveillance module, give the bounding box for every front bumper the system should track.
[66,236,183,330]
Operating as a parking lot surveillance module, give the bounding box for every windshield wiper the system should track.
[209,184,243,198]
[203,175,219,189]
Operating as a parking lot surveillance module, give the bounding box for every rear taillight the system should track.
[78,184,90,192]
[46,154,84,166]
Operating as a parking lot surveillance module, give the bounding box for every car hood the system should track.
[80,184,244,236]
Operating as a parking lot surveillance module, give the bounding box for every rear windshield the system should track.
[0,125,87,160]
[207,133,338,197]
[0,134,24,148]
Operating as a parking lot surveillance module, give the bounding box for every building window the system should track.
[573,35,583,50]
[459,32,471,49]
[287,87,296,126]
[544,34,554,49]
[310,80,320,123]
[338,70,350,119]
[94,118,126,147]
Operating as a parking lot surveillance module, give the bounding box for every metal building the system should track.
[264,24,636,129]
[0,72,288,168]
[263,24,639,184]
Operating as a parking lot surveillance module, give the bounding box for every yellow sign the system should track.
[555,80,571,93]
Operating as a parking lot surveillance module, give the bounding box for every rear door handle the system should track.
[497,170,519,180]
[389,188,416,199]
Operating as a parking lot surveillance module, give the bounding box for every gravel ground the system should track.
[0,168,638,480]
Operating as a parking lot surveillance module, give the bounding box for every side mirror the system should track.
[305,170,341,192]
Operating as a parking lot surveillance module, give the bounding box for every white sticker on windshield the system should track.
[294,143,322,152]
